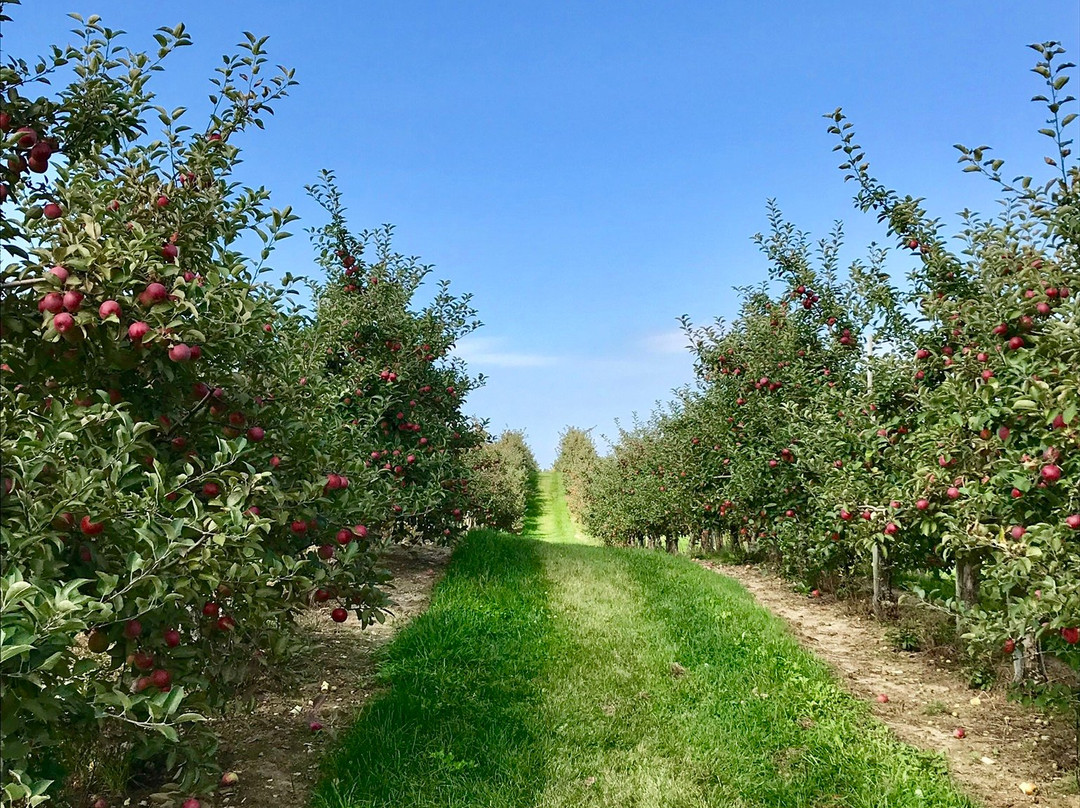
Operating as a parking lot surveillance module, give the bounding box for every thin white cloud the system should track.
[453,336,559,368]
[640,329,690,355]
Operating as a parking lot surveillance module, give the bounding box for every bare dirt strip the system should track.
[206,544,451,808]
[698,560,1078,808]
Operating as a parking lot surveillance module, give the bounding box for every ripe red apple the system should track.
[127,321,150,341]
[156,194,169,208]
[150,669,171,688]
[202,482,220,498]
[876,693,889,703]
[216,615,236,632]
[1066,514,1080,530]
[181,800,200,808]
[98,299,121,319]
[1062,627,1079,645]
[53,312,75,333]
[883,522,899,536]
[46,265,69,283]
[43,202,63,219]
[290,520,307,534]
[1010,525,1026,540]
[353,524,368,538]
[161,243,179,261]
[247,426,265,442]
[336,528,352,545]
[80,516,105,536]
[164,628,181,648]
[309,721,323,731]
[123,619,143,640]
[953,727,965,739]
[144,282,168,304]
[40,292,64,313]
[915,499,929,511]
[317,544,335,560]
[169,343,192,362]
[132,651,155,671]
[314,588,331,603]
[62,290,83,312]
[270,455,281,468]
[1011,488,1023,499]
[946,487,961,500]
[331,608,348,623]
[1003,638,1016,654]
[1040,464,1062,483]
[810,589,820,598]
[202,601,220,618]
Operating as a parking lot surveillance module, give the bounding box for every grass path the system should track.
[313,473,978,808]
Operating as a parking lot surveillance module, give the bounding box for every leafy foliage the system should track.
[574,43,1080,690]
[0,15,497,805]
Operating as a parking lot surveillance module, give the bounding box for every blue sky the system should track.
[8,2,1078,466]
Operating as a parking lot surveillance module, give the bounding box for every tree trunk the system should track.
[1012,632,1045,684]
[871,542,892,618]
[666,536,679,554]
[955,553,982,606]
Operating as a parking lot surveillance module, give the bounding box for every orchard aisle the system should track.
[312,474,980,807]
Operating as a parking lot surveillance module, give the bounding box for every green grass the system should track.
[313,477,979,808]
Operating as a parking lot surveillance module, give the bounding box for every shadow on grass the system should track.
[311,530,553,808]
[520,472,544,536]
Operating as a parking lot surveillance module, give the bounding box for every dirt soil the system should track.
[198,543,451,808]
[698,560,1079,808]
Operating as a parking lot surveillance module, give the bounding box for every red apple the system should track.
[127,321,150,342]
[123,619,142,640]
[169,343,192,362]
[953,727,965,739]
[45,263,68,283]
[1040,464,1062,483]
[1061,627,1079,645]
[164,628,181,648]
[98,299,122,319]
[80,516,105,535]
[43,202,63,219]
[247,426,265,442]
[53,312,75,333]
[202,602,220,618]
[40,292,64,313]
[62,290,83,312]
[150,669,171,688]
[331,608,348,623]
[915,499,929,511]
[876,693,889,703]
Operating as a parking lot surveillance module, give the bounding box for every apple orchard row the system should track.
[560,43,1079,686]
[0,19,517,807]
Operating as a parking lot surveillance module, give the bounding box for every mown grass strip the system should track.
[316,487,979,807]
[528,471,588,544]
[311,529,552,808]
